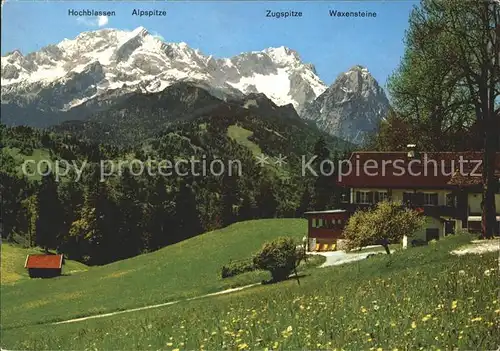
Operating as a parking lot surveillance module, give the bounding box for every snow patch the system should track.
[228,68,294,107]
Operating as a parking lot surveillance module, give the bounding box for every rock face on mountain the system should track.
[300,65,390,144]
[1,26,326,127]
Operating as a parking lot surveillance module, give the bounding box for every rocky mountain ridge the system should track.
[1,27,390,142]
[301,65,391,143]
[1,26,325,116]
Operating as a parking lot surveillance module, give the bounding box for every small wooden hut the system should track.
[24,254,63,278]
[304,210,350,251]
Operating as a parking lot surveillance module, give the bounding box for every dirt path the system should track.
[53,283,259,325]
[52,248,392,325]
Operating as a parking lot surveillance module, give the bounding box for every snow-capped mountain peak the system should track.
[301,65,390,144]
[263,46,301,65]
[1,26,326,113]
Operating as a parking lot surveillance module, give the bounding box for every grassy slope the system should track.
[1,219,306,329]
[1,244,88,285]
[227,124,289,180]
[227,125,262,156]
[3,234,498,350]
[3,147,75,182]
[4,147,53,181]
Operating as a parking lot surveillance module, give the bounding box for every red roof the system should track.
[338,151,500,189]
[24,254,63,269]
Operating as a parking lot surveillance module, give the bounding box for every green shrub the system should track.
[253,236,304,282]
[344,201,426,254]
[220,258,255,278]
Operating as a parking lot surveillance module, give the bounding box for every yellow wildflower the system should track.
[411,321,417,329]
[281,325,293,338]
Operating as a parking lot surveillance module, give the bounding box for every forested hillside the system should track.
[1,90,352,265]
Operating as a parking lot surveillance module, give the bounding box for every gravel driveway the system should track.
[309,248,391,268]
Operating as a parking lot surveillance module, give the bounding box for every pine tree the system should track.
[296,186,312,217]
[146,176,175,249]
[256,180,278,218]
[174,180,203,242]
[35,170,63,251]
[116,169,144,259]
[58,180,84,258]
[221,174,240,226]
[312,137,334,210]
[239,194,256,221]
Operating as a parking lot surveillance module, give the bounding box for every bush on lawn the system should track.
[253,237,305,282]
[221,258,255,278]
[344,201,426,254]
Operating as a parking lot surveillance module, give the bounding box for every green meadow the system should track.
[1,219,307,329]
[227,125,262,156]
[2,223,498,350]
[1,244,88,285]
[3,147,58,181]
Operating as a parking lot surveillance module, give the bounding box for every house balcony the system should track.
[418,205,458,218]
[341,203,459,218]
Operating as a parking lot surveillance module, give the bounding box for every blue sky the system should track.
[1,1,418,87]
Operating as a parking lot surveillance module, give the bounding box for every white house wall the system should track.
[413,216,443,242]
[468,193,500,215]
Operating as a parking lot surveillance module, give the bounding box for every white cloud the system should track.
[97,16,108,27]
[151,31,165,41]
[76,15,109,28]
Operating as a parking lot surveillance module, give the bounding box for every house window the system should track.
[375,191,388,203]
[403,192,413,205]
[446,193,456,207]
[423,193,438,206]
[340,190,350,203]
[326,219,334,228]
[357,191,372,204]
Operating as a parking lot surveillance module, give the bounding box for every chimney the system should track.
[407,144,416,159]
